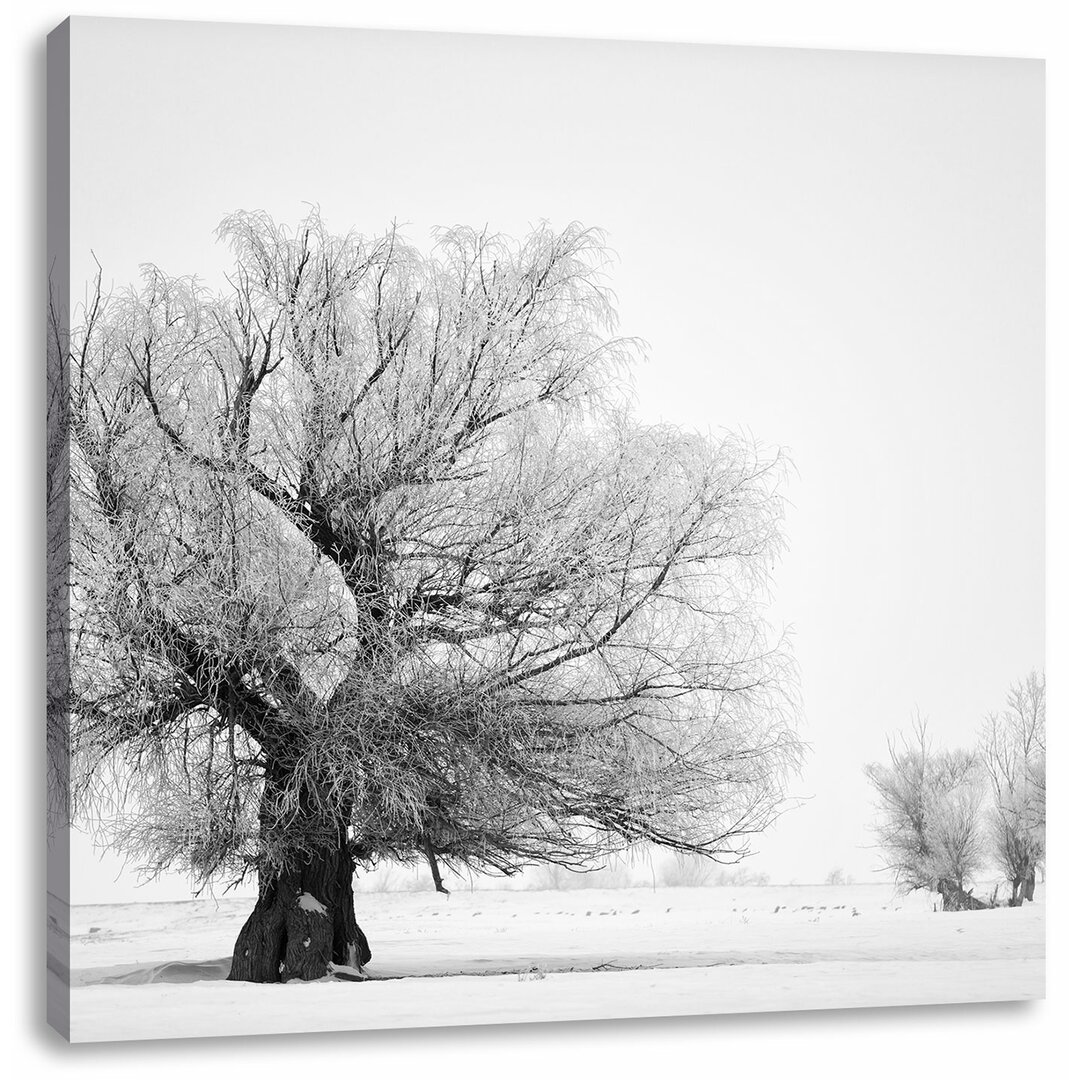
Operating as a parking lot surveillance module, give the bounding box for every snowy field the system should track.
[59,882,1044,1042]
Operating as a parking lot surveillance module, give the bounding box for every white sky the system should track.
[66,18,1044,902]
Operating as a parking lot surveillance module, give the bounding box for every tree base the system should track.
[937,879,989,912]
[228,849,370,983]
[1022,873,1036,903]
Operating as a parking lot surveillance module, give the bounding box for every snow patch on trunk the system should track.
[297,893,328,916]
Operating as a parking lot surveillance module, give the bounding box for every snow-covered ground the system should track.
[62,882,1044,1042]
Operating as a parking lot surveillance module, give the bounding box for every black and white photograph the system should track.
[45,14,1048,1045]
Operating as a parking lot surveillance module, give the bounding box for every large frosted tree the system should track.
[57,212,801,982]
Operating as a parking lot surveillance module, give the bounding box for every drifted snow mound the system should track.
[100,958,232,985]
[96,955,369,986]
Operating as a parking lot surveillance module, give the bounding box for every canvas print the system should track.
[46,18,1045,1042]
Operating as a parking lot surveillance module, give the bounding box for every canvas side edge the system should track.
[46,15,72,1044]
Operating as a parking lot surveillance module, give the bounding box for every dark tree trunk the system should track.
[1009,877,1024,907]
[227,757,370,983]
[228,839,370,983]
[937,878,988,912]
[1023,871,1036,903]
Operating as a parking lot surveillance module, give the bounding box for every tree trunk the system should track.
[1009,877,1024,907]
[1023,871,1036,903]
[227,757,370,983]
[937,878,988,912]
[228,839,370,983]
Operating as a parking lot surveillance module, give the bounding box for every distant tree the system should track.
[824,867,853,886]
[925,764,985,910]
[56,211,802,982]
[714,867,770,887]
[865,718,986,910]
[981,671,1045,904]
[660,853,718,888]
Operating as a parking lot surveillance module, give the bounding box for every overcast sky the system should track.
[65,18,1044,903]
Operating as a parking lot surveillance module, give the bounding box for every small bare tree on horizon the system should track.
[864,717,986,911]
[981,671,1045,905]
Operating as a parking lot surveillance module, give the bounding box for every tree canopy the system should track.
[58,212,800,964]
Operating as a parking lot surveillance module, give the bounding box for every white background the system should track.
[5,1,1077,1077]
